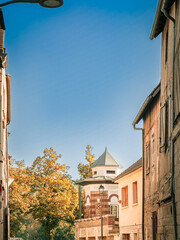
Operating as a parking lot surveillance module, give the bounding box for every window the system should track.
[122,234,130,240]
[160,101,169,152]
[165,30,168,63]
[94,171,97,175]
[122,186,128,207]
[134,233,137,240]
[106,170,115,174]
[133,181,138,204]
[152,211,157,240]
[110,205,118,217]
[146,142,150,174]
[165,101,169,151]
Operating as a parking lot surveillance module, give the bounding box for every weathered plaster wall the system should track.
[174,1,180,238]
[143,85,161,240]
[144,2,180,239]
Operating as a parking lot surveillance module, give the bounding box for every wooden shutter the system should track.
[122,187,125,207]
[125,186,128,206]
[160,102,169,152]
[122,186,128,207]
[146,142,150,174]
[165,101,169,151]
[160,106,165,145]
[133,181,138,204]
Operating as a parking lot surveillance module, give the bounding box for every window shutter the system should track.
[122,186,128,207]
[146,142,150,174]
[122,188,125,207]
[133,182,138,204]
[160,102,169,152]
[160,105,166,151]
[165,101,169,151]
[125,186,128,206]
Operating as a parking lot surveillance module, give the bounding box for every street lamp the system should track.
[99,184,104,240]
[0,0,63,8]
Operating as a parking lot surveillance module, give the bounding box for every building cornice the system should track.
[76,177,118,186]
[150,0,175,39]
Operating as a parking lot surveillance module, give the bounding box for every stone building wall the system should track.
[75,215,119,240]
[160,2,180,239]
[174,1,180,238]
[119,225,142,240]
[143,88,161,240]
[144,1,180,239]
[174,135,180,239]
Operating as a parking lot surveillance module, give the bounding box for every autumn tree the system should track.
[30,148,78,240]
[9,159,33,237]
[78,145,95,179]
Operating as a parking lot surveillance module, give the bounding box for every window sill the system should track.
[121,206,128,210]
[132,203,138,206]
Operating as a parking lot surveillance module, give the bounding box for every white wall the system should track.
[92,166,122,178]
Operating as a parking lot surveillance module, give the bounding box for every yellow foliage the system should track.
[9,159,33,237]
[9,148,78,239]
[30,148,78,239]
[78,145,95,179]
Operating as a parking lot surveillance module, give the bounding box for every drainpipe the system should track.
[6,130,9,240]
[78,184,82,219]
[161,4,178,240]
[133,125,144,240]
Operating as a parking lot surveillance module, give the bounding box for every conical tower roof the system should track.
[91,147,122,168]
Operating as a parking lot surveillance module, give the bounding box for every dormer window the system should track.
[94,171,97,175]
[106,170,115,174]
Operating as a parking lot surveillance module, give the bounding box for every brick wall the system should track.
[84,191,110,218]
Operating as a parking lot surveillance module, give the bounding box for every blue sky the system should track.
[4,0,161,180]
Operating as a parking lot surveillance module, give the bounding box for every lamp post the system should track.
[99,184,104,240]
[0,0,63,8]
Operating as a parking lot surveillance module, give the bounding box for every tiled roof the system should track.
[76,176,117,186]
[91,147,122,168]
[133,83,160,127]
[113,158,142,182]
